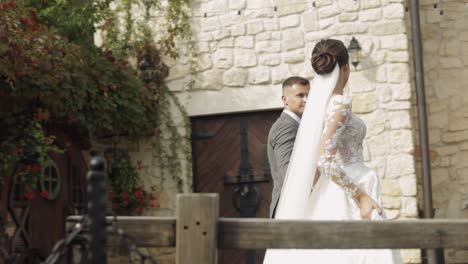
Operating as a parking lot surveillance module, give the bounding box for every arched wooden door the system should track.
[191,110,281,264]
[0,135,88,262]
[29,143,87,260]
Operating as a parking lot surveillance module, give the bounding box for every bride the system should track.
[263,39,402,263]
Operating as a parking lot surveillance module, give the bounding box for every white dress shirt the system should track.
[283,109,301,124]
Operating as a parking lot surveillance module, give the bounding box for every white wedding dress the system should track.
[263,94,403,264]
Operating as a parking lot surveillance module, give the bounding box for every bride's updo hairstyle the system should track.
[311,39,349,75]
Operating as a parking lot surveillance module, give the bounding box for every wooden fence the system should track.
[67,193,468,264]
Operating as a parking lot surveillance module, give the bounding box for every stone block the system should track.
[231,24,245,36]
[370,21,406,36]
[383,3,405,19]
[223,68,247,87]
[271,64,290,84]
[235,36,254,48]
[282,49,305,64]
[386,154,415,178]
[390,129,414,154]
[387,63,409,83]
[360,0,381,10]
[246,21,264,35]
[256,41,281,53]
[248,67,270,84]
[279,14,300,29]
[391,83,411,100]
[387,111,411,129]
[318,4,340,19]
[281,29,304,51]
[398,175,417,196]
[381,179,401,196]
[213,48,233,69]
[401,197,418,216]
[352,93,378,113]
[380,34,408,50]
[259,54,281,66]
[386,51,409,63]
[234,49,257,67]
[302,11,319,32]
[339,12,359,22]
[275,0,306,16]
[360,8,382,22]
[442,130,468,143]
[382,196,401,209]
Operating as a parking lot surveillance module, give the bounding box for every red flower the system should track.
[150,203,156,208]
[120,192,128,199]
[108,192,115,201]
[150,195,156,201]
[24,191,35,200]
[20,17,29,26]
[134,189,143,199]
[44,137,53,144]
[109,84,117,91]
[123,200,129,206]
[30,10,38,24]
[104,153,113,161]
[137,207,143,215]
[14,147,24,154]
[137,162,144,170]
[32,164,41,172]
[40,191,49,198]
[25,165,32,171]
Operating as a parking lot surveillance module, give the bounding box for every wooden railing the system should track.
[67,194,468,264]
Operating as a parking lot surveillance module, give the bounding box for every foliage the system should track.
[0,111,62,196]
[0,0,193,196]
[105,149,158,215]
[97,0,194,192]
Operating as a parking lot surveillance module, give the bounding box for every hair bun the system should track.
[311,51,336,75]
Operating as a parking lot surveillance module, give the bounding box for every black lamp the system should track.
[138,54,153,83]
[348,37,362,69]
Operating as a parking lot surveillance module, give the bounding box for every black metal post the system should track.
[408,1,439,263]
[87,157,107,263]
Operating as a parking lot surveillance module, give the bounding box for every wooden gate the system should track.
[191,110,281,264]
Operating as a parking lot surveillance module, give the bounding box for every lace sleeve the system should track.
[317,96,360,197]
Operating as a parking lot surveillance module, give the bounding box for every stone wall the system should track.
[410,1,468,263]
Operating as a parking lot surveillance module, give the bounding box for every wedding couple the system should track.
[264,39,403,263]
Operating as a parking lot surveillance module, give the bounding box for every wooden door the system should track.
[28,140,87,261]
[191,110,280,264]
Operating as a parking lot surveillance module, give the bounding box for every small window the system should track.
[40,160,61,200]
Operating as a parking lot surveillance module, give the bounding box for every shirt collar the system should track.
[283,109,301,124]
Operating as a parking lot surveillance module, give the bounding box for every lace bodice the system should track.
[317,95,366,196]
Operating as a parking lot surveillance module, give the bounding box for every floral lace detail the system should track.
[317,95,359,197]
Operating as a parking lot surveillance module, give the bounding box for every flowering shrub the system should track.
[0,114,62,197]
[0,1,162,194]
[105,149,157,215]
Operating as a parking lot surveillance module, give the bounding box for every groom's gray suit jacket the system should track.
[268,112,299,218]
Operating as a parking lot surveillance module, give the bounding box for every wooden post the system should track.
[176,194,219,264]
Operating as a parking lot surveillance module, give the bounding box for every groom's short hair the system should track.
[282,76,310,92]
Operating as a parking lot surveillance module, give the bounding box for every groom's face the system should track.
[282,83,309,117]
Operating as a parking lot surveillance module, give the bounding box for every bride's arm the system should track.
[316,97,359,195]
[316,97,382,219]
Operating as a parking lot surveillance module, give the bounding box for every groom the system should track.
[268,76,309,218]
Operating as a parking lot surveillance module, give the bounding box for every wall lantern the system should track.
[348,36,362,69]
[138,54,154,83]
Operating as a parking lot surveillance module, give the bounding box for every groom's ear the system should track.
[281,95,287,105]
